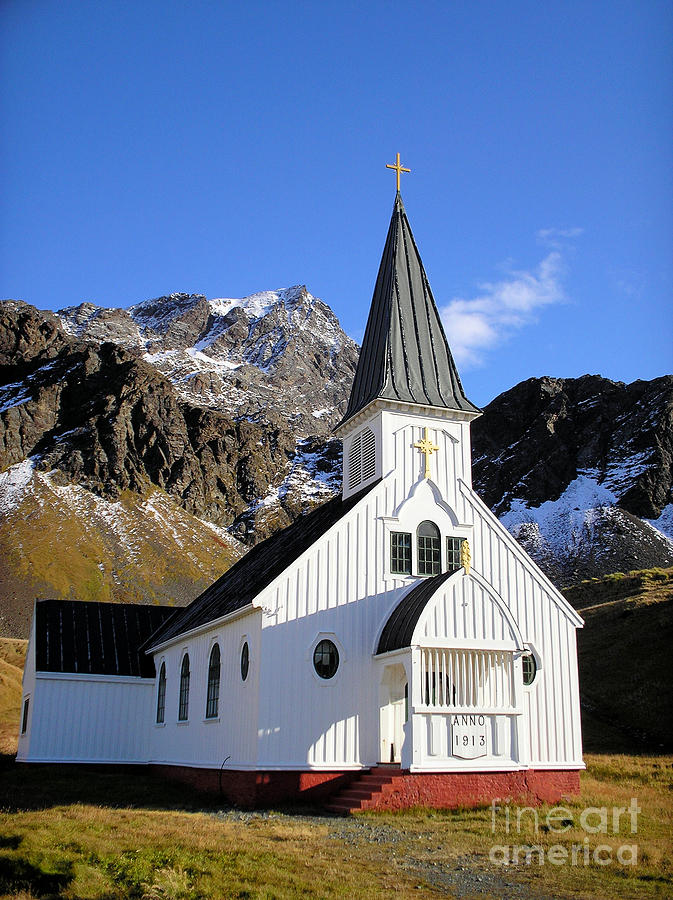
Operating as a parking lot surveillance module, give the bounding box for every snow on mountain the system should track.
[57,286,359,437]
[646,504,673,542]
[500,471,618,556]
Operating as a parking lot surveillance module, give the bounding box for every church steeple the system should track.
[339,192,480,430]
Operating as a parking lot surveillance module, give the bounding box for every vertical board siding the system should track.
[455,484,582,767]
[25,677,154,762]
[149,611,261,769]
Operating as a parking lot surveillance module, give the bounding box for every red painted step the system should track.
[325,766,405,814]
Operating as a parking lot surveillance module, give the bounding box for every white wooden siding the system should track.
[149,610,261,769]
[19,674,154,763]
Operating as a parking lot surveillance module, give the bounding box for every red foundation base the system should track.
[152,764,360,808]
[152,764,581,810]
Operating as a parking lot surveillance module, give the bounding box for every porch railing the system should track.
[418,647,516,711]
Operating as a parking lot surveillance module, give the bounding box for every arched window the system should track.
[178,654,190,721]
[21,697,30,735]
[417,521,441,576]
[156,662,166,724]
[206,644,220,719]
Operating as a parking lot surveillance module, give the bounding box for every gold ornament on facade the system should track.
[413,427,439,479]
[461,539,471,575]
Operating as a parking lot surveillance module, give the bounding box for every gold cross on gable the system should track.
[413,427,439,479]
[386,152,411,192]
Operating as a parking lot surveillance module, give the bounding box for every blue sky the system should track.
[1,0,671,406]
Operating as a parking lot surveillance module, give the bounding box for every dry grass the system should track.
[0,639,26,756]
[0,755,671,899]
[0,769,437,899]
[369,753,673,899]
[0,483,241,638]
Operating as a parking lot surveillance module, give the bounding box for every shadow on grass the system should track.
[0,853,74,898]
[0,753,229,815]
[0,754,337,819]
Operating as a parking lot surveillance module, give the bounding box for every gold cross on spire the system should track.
[413,427,439,479]
[386,152,411,192]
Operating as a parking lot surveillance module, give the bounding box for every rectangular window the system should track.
[447,537,463,572]
[390,532,412,574]
[418,535,441,576]
[21,697,29,734]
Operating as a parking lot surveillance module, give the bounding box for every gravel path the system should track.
[210,807,557,899]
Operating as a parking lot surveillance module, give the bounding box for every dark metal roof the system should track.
[376,570,454,654]
[340,193,480,428]
[145,479,381,649]
[35,599,176,678]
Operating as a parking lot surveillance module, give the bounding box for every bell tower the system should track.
[335,159,480,501]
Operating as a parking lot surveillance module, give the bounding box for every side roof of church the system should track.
[340,191,480,428]
[144,479,380,649]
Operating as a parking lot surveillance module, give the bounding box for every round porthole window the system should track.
[313,639,339,679]
[522,653,537,686]
[240,641,249,681]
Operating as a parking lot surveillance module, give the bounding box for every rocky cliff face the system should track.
[58,286,359,437]
[1,291,353,545]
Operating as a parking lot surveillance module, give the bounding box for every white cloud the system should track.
[537,227,584,249]
[440,250,566,369]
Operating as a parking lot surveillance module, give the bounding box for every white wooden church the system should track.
[18,177,584,810]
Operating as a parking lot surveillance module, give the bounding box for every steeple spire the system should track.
[339,193,480,429]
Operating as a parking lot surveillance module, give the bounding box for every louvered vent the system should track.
[348,432,363,489]
[347,427,376,490]
[361,427,376,481]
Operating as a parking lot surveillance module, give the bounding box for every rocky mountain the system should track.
[0,290,671,636]
[57,286,358,437]
[471,374,673,585]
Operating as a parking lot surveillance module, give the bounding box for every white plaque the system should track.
[451,713,488,759]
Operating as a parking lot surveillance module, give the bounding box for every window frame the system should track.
[308,634,345,683]
[205,644,221,719]
[240,640,250,682]
[178,652,190,722]
[390,531,412,575]
[446,536,464,573]
[20,695,30,735]
[417,520,441,576]
[156,661,166,725]
[522,652,538,686]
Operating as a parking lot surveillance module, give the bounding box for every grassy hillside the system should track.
[0,470,242,638]
[0,638,27,755]
[563,567,673,752]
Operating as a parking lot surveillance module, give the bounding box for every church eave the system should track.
[143,602,257,655]
[335,396,482,438]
